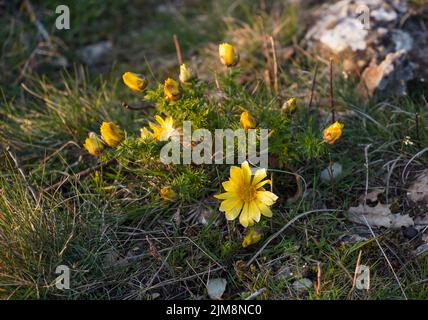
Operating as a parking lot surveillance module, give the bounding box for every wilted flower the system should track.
[164,78,180,101]
[160,187,177,201]
[282,97,297,113]
[140,127,152,140]
[323,121,344,145]
[240,111,256,130]
[219,43,239,67]
[83,132,105,156]
[179,64,194,83]
[122,72,147,92]
[100,121,124,147]
[149,115,176,141]
[242,228,262,248]
[215,161,278,227]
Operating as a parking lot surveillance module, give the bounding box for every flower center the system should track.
[239,185,256,203]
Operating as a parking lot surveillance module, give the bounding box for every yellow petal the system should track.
[251,168,267,186]
[230,166,243,185]
[214,192,235,200]
[256,190,278,206]
[220,197,243,213]
[255,199,273,217]
[239,202,250,227]
[242,228,262,248]
[248,201,261,223]
[225,206,241,220]
[241,161,252,186]
[222,180,239,193]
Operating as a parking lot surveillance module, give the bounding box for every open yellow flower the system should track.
[149,115,176,141]
[219,43,239,67]
[240,111,256,130]
[164,78,180,101]
[215,161,278,227]
[100,121,124,147]
[179,64,194,83]
[323,121,344,144]
[242,228,262,248]
[282,97,297,113]
[160,187,177,201]
[122,72,147,92]
[83,132,105,156]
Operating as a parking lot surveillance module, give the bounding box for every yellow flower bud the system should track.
[240,111,256,130]
[242,228,262,248]
[219,43,239,67]
[140,127,152,140]
[100,121,124,147]
[83,132,105,157]
[160,187,177,201]
[164,78,180,101]
[122,72,147,92]
[323,121,344,145]
[179,64,194,83]
[282,97,297,113]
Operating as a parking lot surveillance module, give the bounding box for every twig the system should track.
[315,262,321,297]
[246,209,340,267]
[245,288,266,300]
[269,36,279,96]
[173,34,183,66]
[329,58,335,122]
[415,113,420,145]
[308,61,319,109]
[121,101,153,111]
[141,266,224,293]
[6,145,39,202]
[42,141,81,163]
[362,144,407,299]
[350,250,362,294]
[23,0,51,44]
[44,158,116,192]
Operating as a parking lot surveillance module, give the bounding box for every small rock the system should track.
[292,278,313,292]
[402,226,418,239]
[320,162,342,182]
[415,243,428,256]
[207,278,227,300]
[77,40,113,65]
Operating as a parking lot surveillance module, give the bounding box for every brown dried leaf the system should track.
[346,203,413,229]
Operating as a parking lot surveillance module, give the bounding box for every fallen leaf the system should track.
[407,170,428,203]
[346,203,414,229]
[207,278,227,300]
[359,188,385,203]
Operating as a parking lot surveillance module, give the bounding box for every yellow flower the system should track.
[219,43,239,67]
[240,111,256,130]
[149,115,176,141]
[83,132,105,156]
[179,64,194,83]
[160,187,177,201]
[140,127,152,140]
[122,72,147,92]
[164,78,180,101]
[100,121,124,147]
[282,97,297,113]
[215,161,278,227]
[323,121,344,145]
[242,228,262,248]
